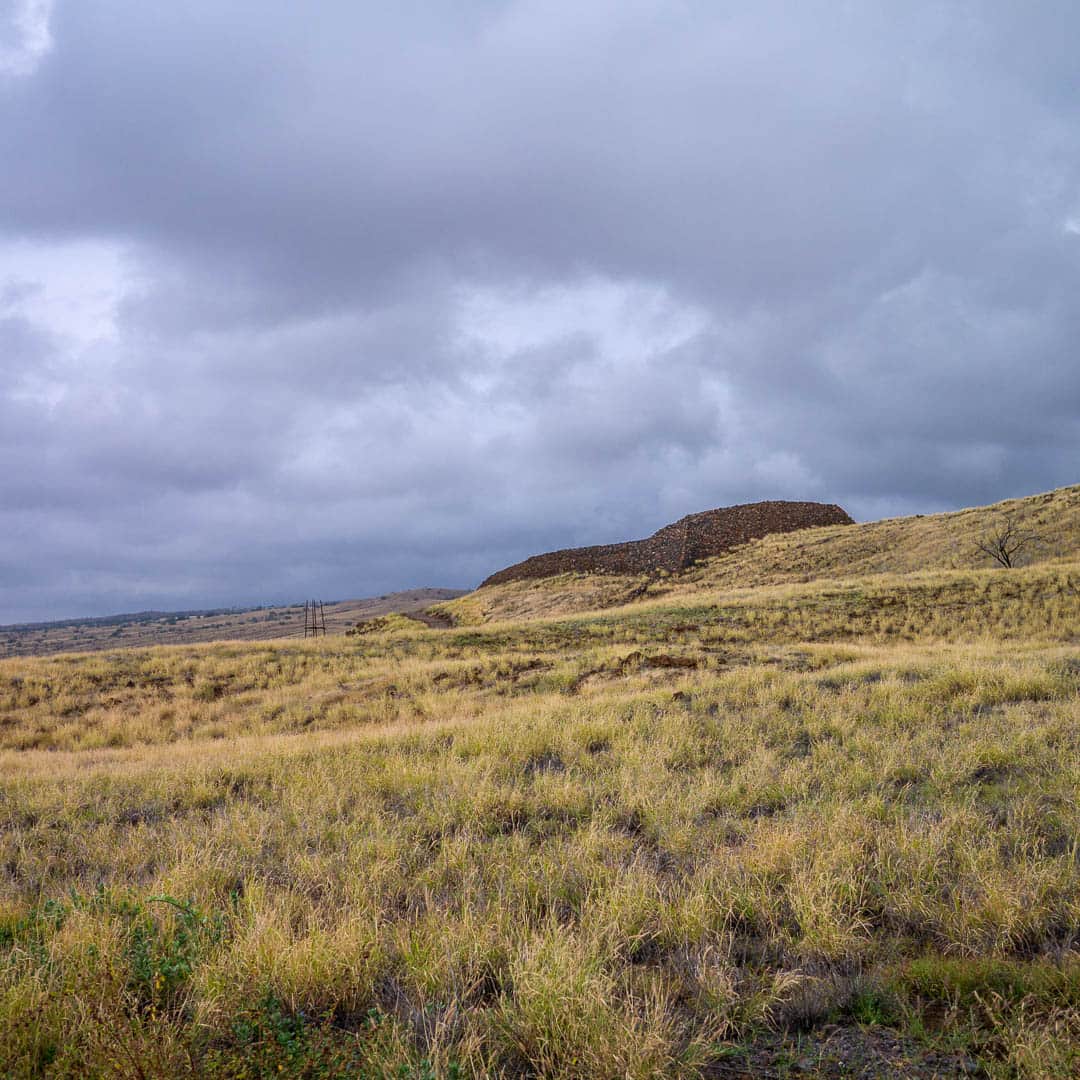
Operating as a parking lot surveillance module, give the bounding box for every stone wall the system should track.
[480,500,854,587]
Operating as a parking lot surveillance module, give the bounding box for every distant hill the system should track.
[0,589,466,659]
[444,484,1080,625]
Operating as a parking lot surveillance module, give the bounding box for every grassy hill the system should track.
[0,486,1078,1077]
[444,483,1080,625]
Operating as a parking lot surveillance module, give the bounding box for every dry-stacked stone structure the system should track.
[480,500,853,587]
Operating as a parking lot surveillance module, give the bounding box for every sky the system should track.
[2,1,1079,623]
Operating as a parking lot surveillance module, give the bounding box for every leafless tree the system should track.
[975,514,1043,568]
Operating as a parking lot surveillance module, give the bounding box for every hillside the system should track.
[1,486,1078,1077]
[481,500,853,586]
[446,483,1080,625]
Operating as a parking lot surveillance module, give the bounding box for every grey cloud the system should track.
[1,1,1078,621]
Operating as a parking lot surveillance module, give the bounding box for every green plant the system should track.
[847,985,897,1027]
[126,896,228,1009]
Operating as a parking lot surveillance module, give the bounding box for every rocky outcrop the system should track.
[480,501,854,587]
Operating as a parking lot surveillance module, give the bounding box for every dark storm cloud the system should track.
[1,1,1079,621]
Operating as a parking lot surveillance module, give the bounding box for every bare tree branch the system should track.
[974,514,1044,568]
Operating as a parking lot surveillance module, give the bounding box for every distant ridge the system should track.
[481,500,853,587]
[0,589,466,659]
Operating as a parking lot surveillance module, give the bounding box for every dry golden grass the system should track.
[1,488,1079,1077]
[449,483,1080,626]
[685,483,1080,588]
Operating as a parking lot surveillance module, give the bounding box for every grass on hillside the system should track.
[1,546,1078,1077]
[444,483,1080,627]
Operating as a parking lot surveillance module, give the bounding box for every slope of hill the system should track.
[481,500,853,586]
[445,483,1080,625]
[683,483,1080,588]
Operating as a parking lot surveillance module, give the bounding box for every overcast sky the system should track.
[2,1,1079,622]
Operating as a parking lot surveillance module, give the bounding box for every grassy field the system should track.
[1,490,1078,1077]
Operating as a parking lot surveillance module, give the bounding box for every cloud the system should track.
[0,1,1078,621]
[0,0,52,78]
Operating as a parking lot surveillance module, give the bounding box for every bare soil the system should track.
[709,1024,982,1079]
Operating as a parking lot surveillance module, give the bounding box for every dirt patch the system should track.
[431,658,554,692]
[967,762,1021,785]
[400,609,455,629]
[707,1023,982,1078]
[523,751,565,777]
[614,651,700,671]
[644,653,700,669]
